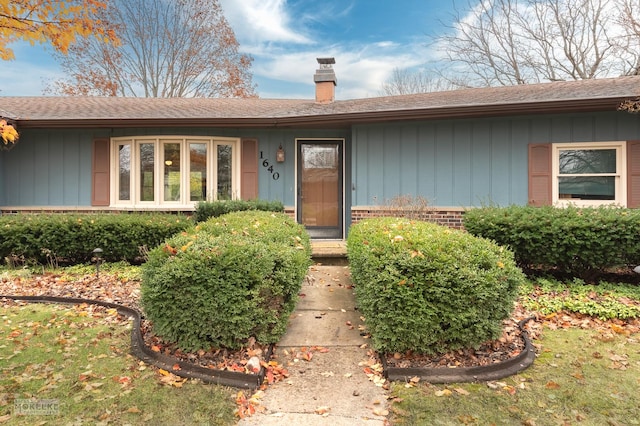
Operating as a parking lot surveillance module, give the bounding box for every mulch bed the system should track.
[382,312,539,370]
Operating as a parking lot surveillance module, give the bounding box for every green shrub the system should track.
[140,211,311,351]
[463,205,640,279]
[194,199,284,223]
[0,213,191,265]
[347,217,524,355]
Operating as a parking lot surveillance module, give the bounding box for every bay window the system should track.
[111,136,240,207]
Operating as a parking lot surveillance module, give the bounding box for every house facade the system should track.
[2,59,640,239]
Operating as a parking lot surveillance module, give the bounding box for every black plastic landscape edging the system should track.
[381,317,537,384]
[0,295,270,390]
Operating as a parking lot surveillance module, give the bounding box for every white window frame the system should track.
[552,141,627,207]
[110,136,241,208]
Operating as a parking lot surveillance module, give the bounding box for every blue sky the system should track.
[0,0,458,99]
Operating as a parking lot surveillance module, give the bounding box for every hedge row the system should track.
[141,210,312,351]
[347,217,524,355]
[194,199,284,222]
[0,213,191,265]
[463,205,640,279]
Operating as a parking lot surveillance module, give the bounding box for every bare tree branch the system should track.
[379,68,457,95]
[431,0,629,88]
[47,0,255,98]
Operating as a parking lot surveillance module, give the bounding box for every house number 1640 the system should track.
[259,151,280,180]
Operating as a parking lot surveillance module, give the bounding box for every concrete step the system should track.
[311,240,347,261]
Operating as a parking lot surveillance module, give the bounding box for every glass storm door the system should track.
[297,141,343,239]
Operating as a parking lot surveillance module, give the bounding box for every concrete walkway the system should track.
[238,263,389,426]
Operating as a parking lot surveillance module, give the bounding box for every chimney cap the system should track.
[317,57,335,65]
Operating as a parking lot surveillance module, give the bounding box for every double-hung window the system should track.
[111,136,240,207]
[552,142,626,206]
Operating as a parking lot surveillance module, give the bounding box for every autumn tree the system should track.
[1,120,18,146]
[0,0,115,60]
[49,0,256,98]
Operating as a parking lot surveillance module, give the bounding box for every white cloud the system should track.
[0,43,64,96]
[249,40,433,99]
[218,0,312,45]
[217,0,438,100]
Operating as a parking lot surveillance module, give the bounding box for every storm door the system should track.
[297,140,343,239]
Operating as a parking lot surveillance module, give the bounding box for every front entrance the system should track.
[297,140,343,239]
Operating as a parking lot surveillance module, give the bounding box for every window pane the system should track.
[302,145,338,169]
[217,144,232,200]
[558,176,615,200]
[559,149,616,174]
[190,143,207,201]
[140,143,155,202]
[118,145,131,201]
[163,143,181,202]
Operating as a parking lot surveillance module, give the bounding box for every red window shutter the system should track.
[628,140,640,208]
[92,138,110,206]
[528,143,552,206]
[241,138,258,200]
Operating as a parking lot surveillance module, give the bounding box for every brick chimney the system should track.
[314,57,337,103]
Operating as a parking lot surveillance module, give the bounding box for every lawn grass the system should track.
[388,327,640,425]
[2,266,639,425]
[0,303,237,425]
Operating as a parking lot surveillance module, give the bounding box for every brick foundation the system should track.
[350,207,465,229]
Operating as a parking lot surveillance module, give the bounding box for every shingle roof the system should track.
[2,76,639,128]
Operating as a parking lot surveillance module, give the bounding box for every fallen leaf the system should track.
[610,324,626,334]
[545,381,560,389]
[609,354,627,362]
[454,387,470,395]
[503,385,517,395]
[372,407,389,416]
[458,415,478,424]
[315,406,331,415]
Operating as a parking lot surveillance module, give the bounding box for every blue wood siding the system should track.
[2,111,638,214]
[0,127,346,208]
[1,129,102,207]
[351,112,640,207]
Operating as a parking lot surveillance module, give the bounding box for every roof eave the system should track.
[11,97,627,129]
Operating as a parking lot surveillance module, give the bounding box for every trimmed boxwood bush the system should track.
[0,213,191,265]
[194,199,284,223]
[463,205,640,279]
[141,211,311,351]
[347,217,524,355]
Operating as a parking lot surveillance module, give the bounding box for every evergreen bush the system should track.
[0,213,191,265]
[141,210,311,351]
[194,199,284,222]
[347,217,524,355]
[463,205,640,279]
